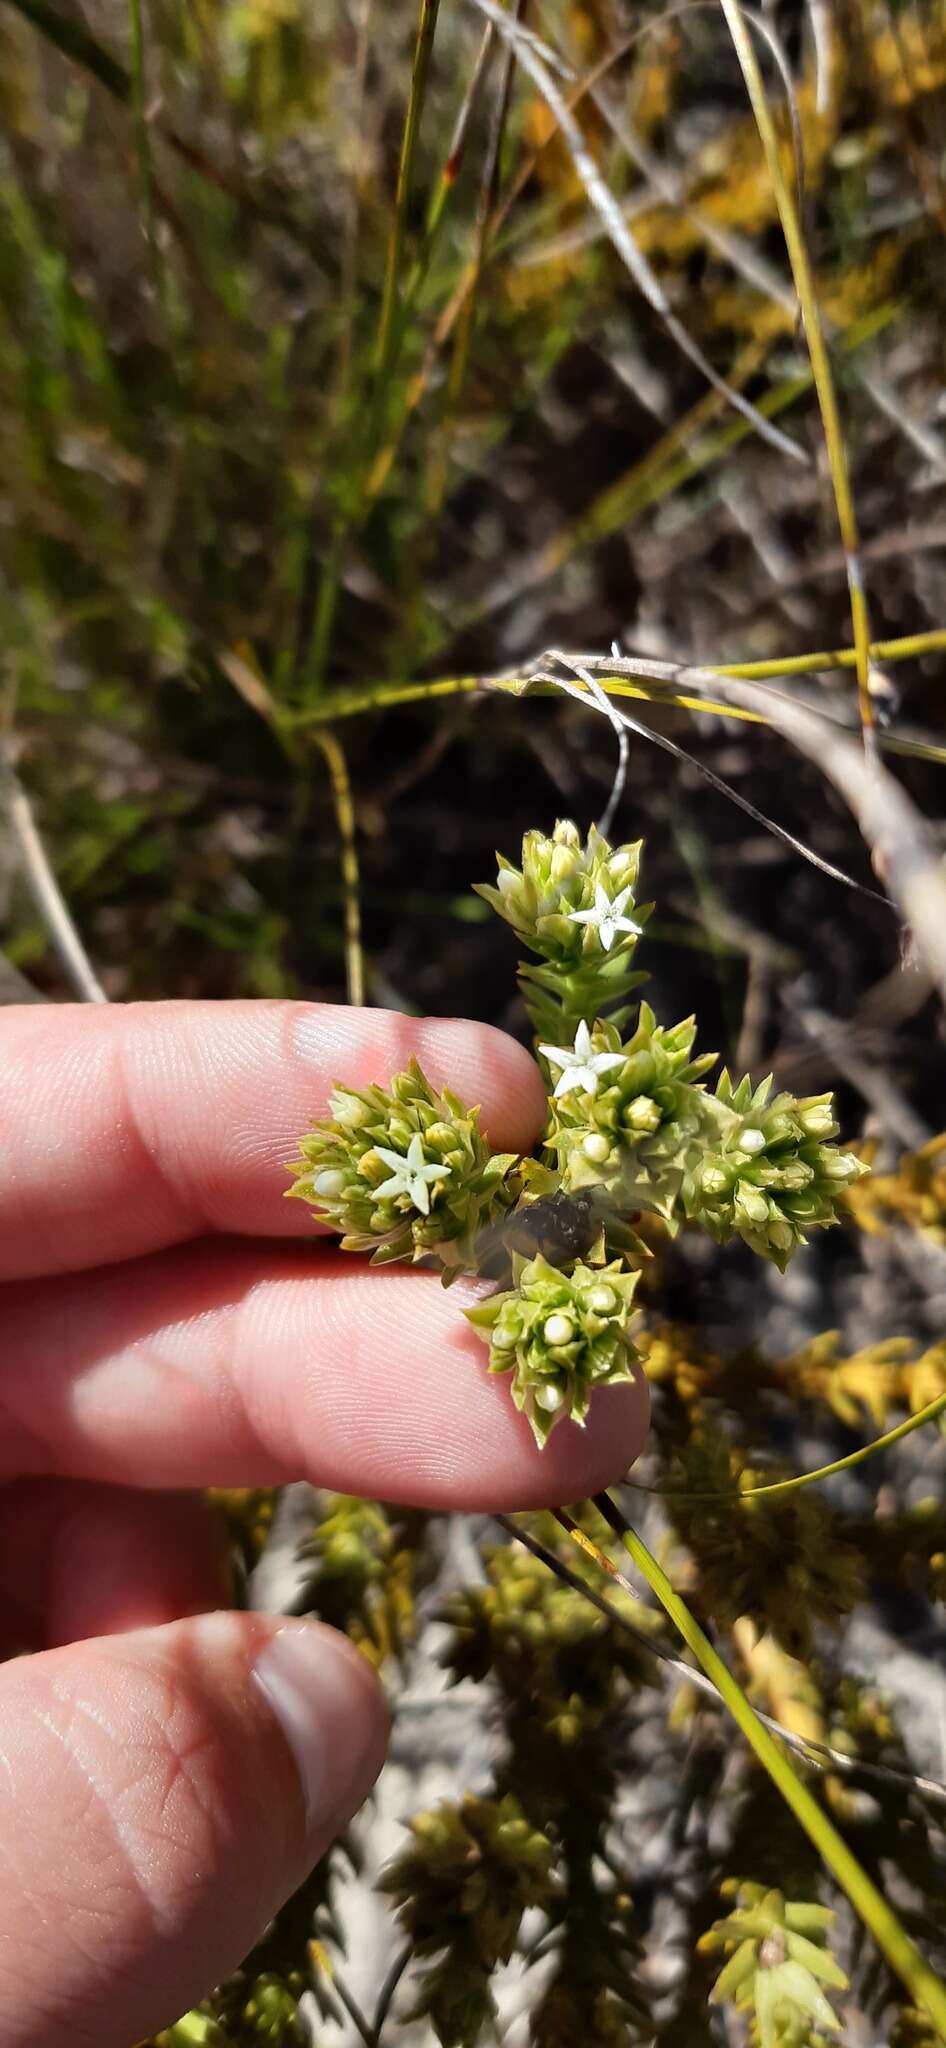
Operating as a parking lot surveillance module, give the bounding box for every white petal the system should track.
[375,1173,408,1201]
[415,1160,448,1185]
[574,1021,593,1057]
[375,1145,409,1172]
[411,1179,431,1215]
[553,1070,582,1097]
[589,1052,626,1075]
[539,1042,573,1072]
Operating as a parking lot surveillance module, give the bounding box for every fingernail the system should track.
[253,1625,382,1838]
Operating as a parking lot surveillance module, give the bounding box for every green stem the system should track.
[594,1495,946,2040]
[373,0,442,400]
[282,625,946,732]
[720,0,873,745]
[628,1388,946,1505]
[302,0,441,701]
[313,730,365,1007]
[127,0,163,309]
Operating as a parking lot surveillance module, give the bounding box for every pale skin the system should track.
[0,1001,650,2048]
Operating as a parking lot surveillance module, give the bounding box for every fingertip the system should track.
[0,1611,388,2048]
[512,1372,652,1509]
[411,1014,547,1152]
[253,1621,388,1845]
[280,1262,650,1513]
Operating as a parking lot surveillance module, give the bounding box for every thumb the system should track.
[0,1612,387,2048]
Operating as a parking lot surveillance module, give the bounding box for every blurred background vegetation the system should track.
[4,0,946,2042]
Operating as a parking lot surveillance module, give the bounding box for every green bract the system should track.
[700,1882,847,2047]
[544,1005,717,1220]
[287,1058,518,1277]
[475,819,651,1044]
[683,1072,868,1271]
[466,1253,641,1444]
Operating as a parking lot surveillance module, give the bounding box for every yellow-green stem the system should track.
[720,0,873,743]
[304,0,441,700]
[373,0,442,402]
[283,625,946,732]
[628,1388,946,1505]
[313,731,364,1007]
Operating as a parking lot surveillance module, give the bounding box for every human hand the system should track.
[0,1001,649,2047]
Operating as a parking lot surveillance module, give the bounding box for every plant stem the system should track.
[283,625,946,736]
[720,0,874,746]
[372,0,442,403]
[2,761,108,1002]
[303,0,442,701]
[313,730,365,1007]
[627,1387,946,1505]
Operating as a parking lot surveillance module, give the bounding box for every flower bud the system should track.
[543,1313,576,1346]
[738,1127,766,1155]
[587,1285,616,1313]
[625,1095,661,1134]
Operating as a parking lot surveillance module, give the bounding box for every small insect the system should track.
[475,1187,602,1282]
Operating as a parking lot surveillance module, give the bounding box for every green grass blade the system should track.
[719,0,874,746]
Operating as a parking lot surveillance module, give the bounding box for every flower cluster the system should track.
[289,820,868,1445]
[543,1005,717,1219]
[475,819,650,1044]
[682,1072,867,1270]
[542,1018,863,1266]
[700,1882,847,2046]
[157,1969,307,2045]
[287,1058,518,1277]
[381,1795,556,2048]
[298,1493,424,1667]
[441,1540,656,1736]
[844,1130,946,1246]
[664,1418,863,1654]
[466,1253,641,1444]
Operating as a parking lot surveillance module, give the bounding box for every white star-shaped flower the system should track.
[539,1020,626,1099]
[372,1135,450,1215]
[568,883,642,952]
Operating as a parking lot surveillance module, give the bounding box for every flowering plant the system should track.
[290,820,865,1441]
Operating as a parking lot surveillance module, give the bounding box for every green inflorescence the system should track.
[291,818,866,1443]
[380,1795,557,2048]
[466,1253,641,1442]
[473,819,651,1047]
[287,1056,519,1278]
[180,817,946,2047]
[700,1881,848,2047]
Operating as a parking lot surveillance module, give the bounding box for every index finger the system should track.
[0,1001,547,1280]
